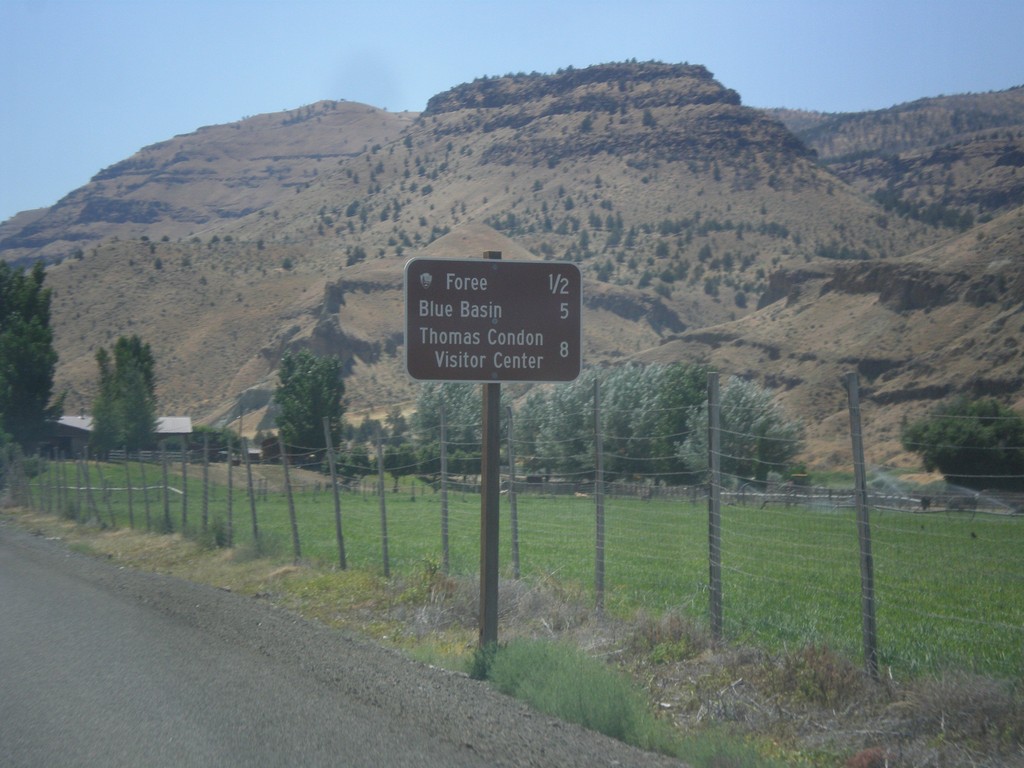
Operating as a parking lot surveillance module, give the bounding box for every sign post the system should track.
[479,251,503,648]
[405,252,581,646]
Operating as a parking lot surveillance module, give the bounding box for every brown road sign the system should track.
[404,257,582,382]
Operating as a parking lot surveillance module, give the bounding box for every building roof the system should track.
[157,416,193,435]
[58,415,93,432]
[57,415,192,435]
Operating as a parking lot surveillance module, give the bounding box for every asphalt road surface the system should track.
[0,520,683,767]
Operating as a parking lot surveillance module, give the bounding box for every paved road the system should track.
[0,521,682,767]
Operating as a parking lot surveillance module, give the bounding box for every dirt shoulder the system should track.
[3,508,1021,768]
[0,512,684,767]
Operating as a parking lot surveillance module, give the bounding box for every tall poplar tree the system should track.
[0,261,62,450]
[90,335,158,454]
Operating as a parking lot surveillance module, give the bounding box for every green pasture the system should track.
[35,460,1024,679]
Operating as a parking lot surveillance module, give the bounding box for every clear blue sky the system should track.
[2,0,1022,224]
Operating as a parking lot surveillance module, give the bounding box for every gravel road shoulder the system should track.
[1,520,684,767]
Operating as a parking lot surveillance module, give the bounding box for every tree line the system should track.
[2,261,1022,494]
[411,365,806,486]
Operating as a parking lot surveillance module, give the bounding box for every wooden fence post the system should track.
[55,452,62,517]
[242,437,259,543]
[54,452,64,518]
[594,379,605,614]
[123,448,135,529]
[82,447,99,521]
[708,372,723,642]
[225,433,234,547]
[375,426,390,578]
[845,372,879,679]
[180,440,188,531]
[202,433,209,533]
[506,405,520,580]
[74,456,83,521]
[323,417,346,570]
[279,436,301,564]
[439,402,450,574]
[139,456,152,530]
[41,452,50,514]
[160,442,172,532]
[480,377,501,647]
[98,461,115,528]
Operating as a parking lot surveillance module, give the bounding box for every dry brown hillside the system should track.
[0,101,416,264]
[640,206,1024,465]
[772,87,1024,223]
[3,62,1022,468]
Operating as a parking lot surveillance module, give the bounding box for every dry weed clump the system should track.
[497,575,594,637]
[392,561,476,636]
[770,644,876,709]
[903,672,1024,746]
[399,569,598,642]
[628,610,711,663]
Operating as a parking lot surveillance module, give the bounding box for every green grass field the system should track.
[36,460,1024,679]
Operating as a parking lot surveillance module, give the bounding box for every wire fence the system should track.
[3,372,1022,679]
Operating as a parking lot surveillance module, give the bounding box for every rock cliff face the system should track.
[583,284,685,334]
[757,268,830,309]
[822,263,968,312]
[424,62,810,169]
[425,62,740,115]
[820,257,1020,314]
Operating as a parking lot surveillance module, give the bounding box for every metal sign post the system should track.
[405,251,582,646]
[479,253,502,646]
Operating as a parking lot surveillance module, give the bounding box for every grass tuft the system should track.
[468,642,498,681]
[482,639,676,752]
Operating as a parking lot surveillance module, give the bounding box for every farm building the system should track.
[50,415,193,457]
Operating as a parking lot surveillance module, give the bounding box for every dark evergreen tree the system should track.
[90,335,158,454]
[89,347,121,454]
[274,350,346,452]
[0,261,62,450]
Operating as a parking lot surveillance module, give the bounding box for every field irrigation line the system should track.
[59,484,182,495]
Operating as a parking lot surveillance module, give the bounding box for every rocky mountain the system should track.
[2,61,1022,468]
[772,87,1024,229]
[0,101,417,264]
